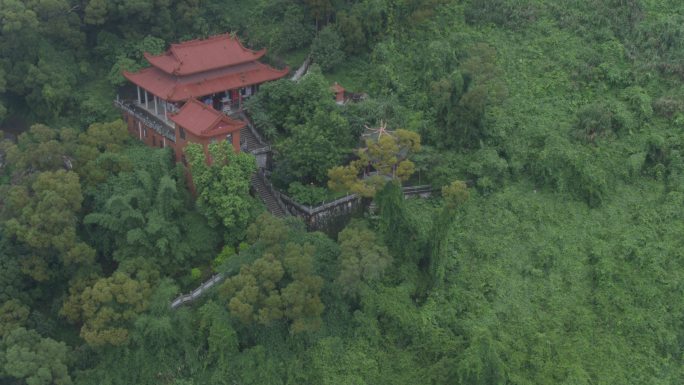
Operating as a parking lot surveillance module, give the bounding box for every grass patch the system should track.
[278,47,310,69]
[323,55,371,92]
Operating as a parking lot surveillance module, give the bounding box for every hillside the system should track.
[1,1,683,384]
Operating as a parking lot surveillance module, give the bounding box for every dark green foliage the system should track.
[465,0,539,29]
[248,69,355,185]
[530,134,609,206]
[0,327,72,385]
[102,34,165,87]
[335,222,391,296]
[85,147,219,274]
[456,329,507,385]
[574,102,624,141]
[375,182,425,263]
[3,1,684,385]
[311,26,345,71]
[634,12,684,77]
[286,181,343,205]
[335,0,388,55]
[275,113,348,184]
[278,5,315,52]
[247,69,337,141]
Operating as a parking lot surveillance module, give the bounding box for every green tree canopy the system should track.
[219,214,325,334]
[0,327,72,385]
[61,271,152,347]
[335,222,392,296]
[185,142,258,241]
[311,25,345,71]
[84,149,218,274]
[2,169,94,281]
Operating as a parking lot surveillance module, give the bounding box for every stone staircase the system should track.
[236,112,284,217]
[238,112,268,151]
[250,172,285,217]
[240,126,262,151]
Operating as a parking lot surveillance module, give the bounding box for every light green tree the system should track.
[328,126,420,197]
[61,272,151,346]
[185,142,258,241]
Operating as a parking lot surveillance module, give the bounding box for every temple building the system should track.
[116,33,288,158]
[170,98,245,163]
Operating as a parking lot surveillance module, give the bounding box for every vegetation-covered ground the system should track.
[1,1,684,384]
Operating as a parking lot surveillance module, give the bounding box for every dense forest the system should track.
[1,0,684,384]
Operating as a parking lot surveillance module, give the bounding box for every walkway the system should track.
[236,112,286,217]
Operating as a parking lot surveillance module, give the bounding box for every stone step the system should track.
[240,127,260,151]
[250,173,285,217]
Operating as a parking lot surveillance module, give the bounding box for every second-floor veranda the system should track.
[129,84,257,121]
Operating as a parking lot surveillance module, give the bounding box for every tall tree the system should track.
[328,126,420,197]
[276,112,348,184]
[185,142,258,242]
[374,181,423,263]
[61,271,152,347]
[335,222,391,296]
[428,180,468,287]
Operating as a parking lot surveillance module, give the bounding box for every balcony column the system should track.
[163,100,168,121]
[144,90,149,109]
[154,95,159,115]
[137,86,141,105]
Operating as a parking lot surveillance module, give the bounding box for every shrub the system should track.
[191,267,202,281]
[287,182,335,206]
[574,101,635,141]
[621,86,653,121]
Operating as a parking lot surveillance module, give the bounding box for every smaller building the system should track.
[170,98,245,163]
[330,82,367,105]
[331,82,346,105]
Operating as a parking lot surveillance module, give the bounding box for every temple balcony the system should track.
[219,99,243,117]
[114,98,176,142]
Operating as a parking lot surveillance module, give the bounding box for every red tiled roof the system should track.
[144,34,267,76]
[170,98,245,138]
[124,61,289,102]
[331,82,345,93]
